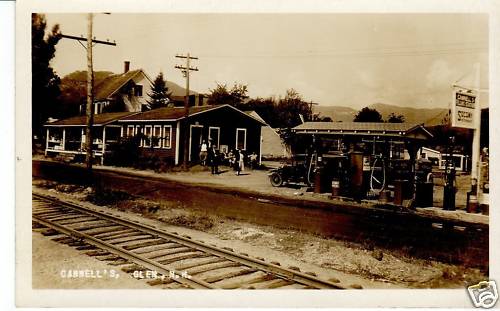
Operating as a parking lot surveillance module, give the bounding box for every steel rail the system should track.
[33,193,344,289]
[32,214,215,289]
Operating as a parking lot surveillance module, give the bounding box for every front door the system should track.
[189,125,203,162]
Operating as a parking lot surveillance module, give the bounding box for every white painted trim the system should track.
[101,127,107,165]
[62,129,66,150]
[81,128,85,149]
[153,125,162,148]
[163,125,172,149]
[208,126,220,148]
[118,119,178,123]
[236,128,247,150]
[189,124,204,161]
[45,128,49,156]
[175,121,180,165]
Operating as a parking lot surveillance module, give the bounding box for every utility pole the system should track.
[60,14,116,182]
[175,53,199,170]
[85,13,94,178]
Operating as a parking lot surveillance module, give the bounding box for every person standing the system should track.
[199,140,208,166]
[235,149,245,176]
[211,146,220,175]
[234,149,241,175]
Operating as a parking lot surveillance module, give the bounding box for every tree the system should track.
[276,89,312,128]
[242,97,279,127]
[353,107,383,122]
[58,70,114,117]
[32,13,62,142]
[312,114,333,122]
[386,113,405,123]
[207,82,248,107]
[146,72,171,110]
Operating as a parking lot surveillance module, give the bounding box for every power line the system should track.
[197,44,487,59]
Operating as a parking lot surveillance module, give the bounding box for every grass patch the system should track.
[86,189,132,206]
[160,214,215,231]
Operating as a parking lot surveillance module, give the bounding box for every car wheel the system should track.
[270,172,283,187]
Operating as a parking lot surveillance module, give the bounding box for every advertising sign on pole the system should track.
[451,90,477,129]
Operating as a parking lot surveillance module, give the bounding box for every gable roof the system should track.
[119,104,266,125]
[244,111,269,126]
[293,122,433,139]
[94,69,152,101]
[45,112,138,127]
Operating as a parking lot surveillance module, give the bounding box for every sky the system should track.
[44,13,489,109]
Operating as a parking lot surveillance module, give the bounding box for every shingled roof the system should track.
[93,69,148,101]
[293,122,433,139]
[45,112,138,127]
[119,104,266,125]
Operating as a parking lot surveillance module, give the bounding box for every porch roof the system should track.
[293,122,433,139]
[44,112,138,127]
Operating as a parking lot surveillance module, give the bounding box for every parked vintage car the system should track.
[268,154,314,187]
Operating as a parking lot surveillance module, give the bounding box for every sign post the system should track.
[451,63,482,211]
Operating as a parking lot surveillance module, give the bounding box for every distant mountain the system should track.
[166,80,198,97]
[314,103,448,125]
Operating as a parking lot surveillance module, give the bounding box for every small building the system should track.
[417,147,442,166]
[417,147,470,172]
[44,104,265,166]
[292,121,434,197]
[245,111,289,159]
[293,122,433,157]
[118,104,266,165]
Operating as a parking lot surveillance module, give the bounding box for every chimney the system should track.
[124,61,130,73]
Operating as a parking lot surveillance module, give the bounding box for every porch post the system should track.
[62,128,66,150]
[101,126,106,165]
[45,128,49,156]
[81,128,84,150]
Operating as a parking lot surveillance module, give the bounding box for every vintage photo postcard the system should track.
[16,0,500,307]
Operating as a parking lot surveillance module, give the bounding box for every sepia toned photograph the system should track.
[15,1,499,307]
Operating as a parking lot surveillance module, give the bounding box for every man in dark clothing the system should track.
[208,145,218,174]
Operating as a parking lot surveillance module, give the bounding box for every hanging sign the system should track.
[451,90,477,129]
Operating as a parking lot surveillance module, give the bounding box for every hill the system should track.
[314,103,448,125]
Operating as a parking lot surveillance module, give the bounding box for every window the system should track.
[94,102,107,114]
[126,125,135,137]
[236,128,247,150]
[134,85,143,97]
[163,125,172,149]
[209,127,220,148]
[144,125,152,147]
[135,125,143,146]
[153,125,162,148]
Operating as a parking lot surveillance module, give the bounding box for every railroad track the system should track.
[32,193,345,290]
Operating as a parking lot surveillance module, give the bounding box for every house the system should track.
[118,104,266,165]
[78,61,153,114]
[417,147,470,172]
[44,104,265,166]
[166,80,208,107]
